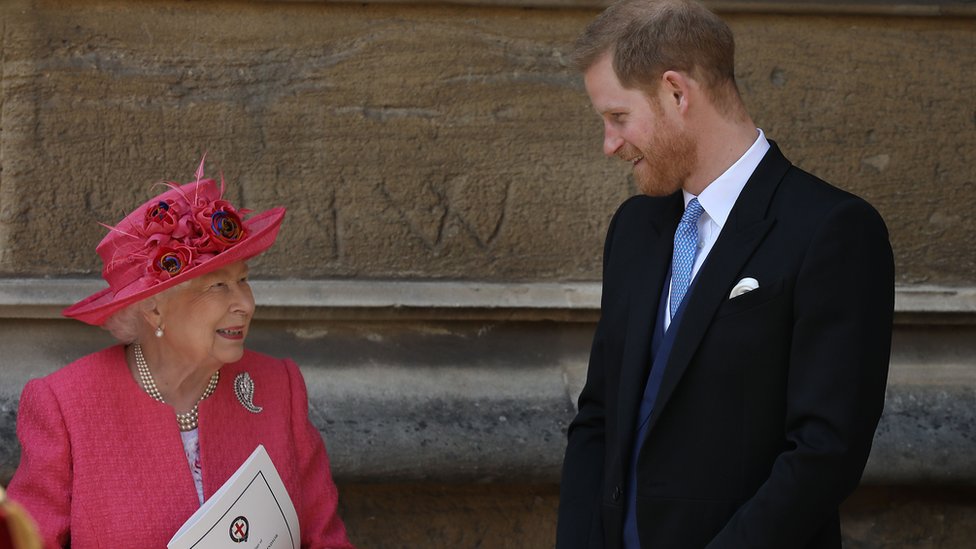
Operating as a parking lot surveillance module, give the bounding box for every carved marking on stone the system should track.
[379,174,510,251]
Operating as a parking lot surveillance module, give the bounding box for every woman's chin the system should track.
[213,343,246,366]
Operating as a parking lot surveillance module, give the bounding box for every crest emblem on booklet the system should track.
[230,515,249,543]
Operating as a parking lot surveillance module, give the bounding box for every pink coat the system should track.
[7,346,355,549]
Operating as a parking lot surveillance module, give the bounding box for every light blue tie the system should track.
[669,198,705,320]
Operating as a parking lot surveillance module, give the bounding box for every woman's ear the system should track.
[139,297,162,329]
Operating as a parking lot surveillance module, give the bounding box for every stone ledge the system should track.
[0,316,974,486]
[0,279,600,321]
[0,279,973,323]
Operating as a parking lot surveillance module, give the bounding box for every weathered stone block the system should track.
[1,2,974,283]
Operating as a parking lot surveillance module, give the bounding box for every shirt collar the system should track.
[683,129,770,229]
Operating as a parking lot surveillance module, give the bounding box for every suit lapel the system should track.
[643,143,792,436]
[615,193,683,449]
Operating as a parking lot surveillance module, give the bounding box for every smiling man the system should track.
[556,1,895,548]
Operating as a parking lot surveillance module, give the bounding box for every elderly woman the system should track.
[6,161,354,548]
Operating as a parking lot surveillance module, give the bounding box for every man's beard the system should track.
[628,124,696,197]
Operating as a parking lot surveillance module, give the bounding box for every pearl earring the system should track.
[155,326,164,338]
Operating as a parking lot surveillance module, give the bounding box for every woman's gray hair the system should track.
[102,300,151,343]
[101,281,186,343]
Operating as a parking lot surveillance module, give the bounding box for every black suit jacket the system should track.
[556,143,894,548]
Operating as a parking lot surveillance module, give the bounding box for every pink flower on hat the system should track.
[151,245,195,278]
[189,198,248,252]
[144,199,179,234]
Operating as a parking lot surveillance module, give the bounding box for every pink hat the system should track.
[63,160,286,326]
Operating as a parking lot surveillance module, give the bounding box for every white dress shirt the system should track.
[665,129,771,329]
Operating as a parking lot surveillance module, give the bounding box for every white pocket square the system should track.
[729,277,759,298]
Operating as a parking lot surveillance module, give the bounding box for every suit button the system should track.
[611,485,622,502]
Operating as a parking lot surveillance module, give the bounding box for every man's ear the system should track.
[660,70,692,113]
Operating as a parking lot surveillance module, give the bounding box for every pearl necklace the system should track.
[133,343,219,432]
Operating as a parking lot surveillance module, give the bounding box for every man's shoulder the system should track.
[615,192,679,214]
[776,164,883,224]
[603,193,682,248]
[610,192,682,230]
[757,140,876,214]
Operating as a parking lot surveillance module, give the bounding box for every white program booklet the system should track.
[168,444,300,549]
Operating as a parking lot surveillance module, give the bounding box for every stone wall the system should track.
[1,1,974,283]
[2,1,975,547]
